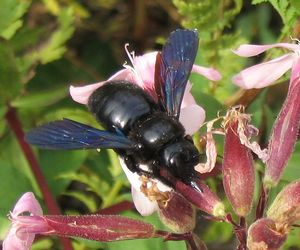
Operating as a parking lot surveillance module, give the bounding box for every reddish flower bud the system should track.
[44,215,155,241]
[247,218,287,250]
[158,192,196,233]
[174,180,225,217]
[267,180,300,227]
[264,61,300,187]
[159,169,225,217]
[222,109,255,216]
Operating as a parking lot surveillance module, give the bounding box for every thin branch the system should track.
[156,231,203,250]
[5,106,73,250]
[256,184,269,220]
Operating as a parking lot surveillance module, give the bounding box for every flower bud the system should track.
[222,110,255,216]
[175,180,225,217]
[247,218,287,250]
[44,215,155,241]
[158,192,196,233]
[267,180,300,227]
[264,61,300,187]
[159,169,225,217]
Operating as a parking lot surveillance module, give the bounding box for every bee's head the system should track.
[160,137,200,180]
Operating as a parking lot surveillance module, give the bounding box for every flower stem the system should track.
[225,214,247,249]
[5,106,73,250]
[156,231,202,250]
[256,184,269,220]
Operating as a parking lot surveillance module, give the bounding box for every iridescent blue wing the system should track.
[25,118,134,150]
[155,29,199,118]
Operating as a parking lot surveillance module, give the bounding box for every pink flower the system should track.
[222,109,255,217]
[119,158,171,216]
[3,192,157,248]
[70,45,221,135]
[3,192,49,250]
[232,42,300,89]
[264,58,300,187]
[69,45,222,216]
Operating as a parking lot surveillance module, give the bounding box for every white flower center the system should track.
[123,44,144,85]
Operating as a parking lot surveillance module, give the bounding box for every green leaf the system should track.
[291,0,300,14]
[42,108,99,127]
[173,0,246,101]
[252,0,298,34]
[0,217,10,239]
[57,171,110,199]
[0,106,7,137]
[62,190,98,212]
[28,7,75,65]
[19,7,75,75]
[0,0,30,39]
[39,150,88,196]
[281,142,300,182]
[191,89,223,121]
[32,238,54,250]
[252,0,267,4]
[0,38,21,104]
[11,85,68,109]
[283,226,300,249]
[202,220,233,244]
[86,152,113,185]
[0,162,32,216]
[39,7,75,64]
[0,132,40,196]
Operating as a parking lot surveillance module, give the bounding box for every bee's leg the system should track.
[123,155,139,173]
[123,156,153,178]
[149,160,172,187]
[150,160,160,179]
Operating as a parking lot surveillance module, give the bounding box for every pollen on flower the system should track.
[139,176,171,208]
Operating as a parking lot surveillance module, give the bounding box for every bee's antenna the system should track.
[190,181,203,193]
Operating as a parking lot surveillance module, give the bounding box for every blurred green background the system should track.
[1,0,300,249]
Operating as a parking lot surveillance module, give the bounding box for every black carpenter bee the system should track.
[26,29,202,191]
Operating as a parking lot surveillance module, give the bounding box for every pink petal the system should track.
[3,228,34,250]
[194,120,217,173]
[179,104,205,135]
[70,81,107,105]
[133,52,157,90]
[181,82,196,108]
[192,65,222,81]
[290,57,300,83]
[131,186,158,216]
[232,53,296,89]
[109,67,139,84]
[12,192,42,217]
[233,43,300,57]
[70,68,138,105]
[3,193,43,250]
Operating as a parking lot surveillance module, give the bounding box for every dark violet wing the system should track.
[25,118,134,150]
[155,29,199,118]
